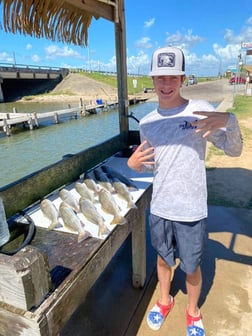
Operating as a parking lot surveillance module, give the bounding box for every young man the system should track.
[127,46,242,335]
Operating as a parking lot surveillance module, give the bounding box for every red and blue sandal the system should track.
[147,295,174,331]
[186,309,205,336]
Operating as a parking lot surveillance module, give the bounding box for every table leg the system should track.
[131,202,147,288]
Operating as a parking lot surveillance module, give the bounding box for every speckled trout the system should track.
[75,182,95,202]
[83,171,100,195]
[40,199,62,230]
[112,178,137,209]
[59,188,80,212]
[59,202,91,242]
[79,197,110,238]
[98,188,127,225]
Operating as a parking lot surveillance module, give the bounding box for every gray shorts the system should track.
[149,213,208,274]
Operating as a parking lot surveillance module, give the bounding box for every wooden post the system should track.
[3,119,11,136]
[0,245,52,310]
[114,0,129,144]
[33,112,39,128]
[79,98,83,114]
[28,115,34,130]
[54,112,59,123]
[81,105,87,116]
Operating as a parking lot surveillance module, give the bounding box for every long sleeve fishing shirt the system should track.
[139,99,243,222]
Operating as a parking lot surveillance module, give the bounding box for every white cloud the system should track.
[26,43,32,50]
[135,37,153,49]
[0,52,13,63]
[213,43,240,61]
[246,16,252,25]
[165,29,205,49]
[31,54,40,63]
[45,45,83,60]
[127,51,150,74]
[144,18,155,28]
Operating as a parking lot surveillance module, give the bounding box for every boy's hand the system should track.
[192,111,230,138]
[127,140,155,172]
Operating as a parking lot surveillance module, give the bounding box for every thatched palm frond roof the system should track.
[243,65,252,74]
[0,0,118,46]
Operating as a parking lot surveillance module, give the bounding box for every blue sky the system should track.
[0,0,252,76]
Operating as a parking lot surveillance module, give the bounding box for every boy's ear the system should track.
[181,75,186,86]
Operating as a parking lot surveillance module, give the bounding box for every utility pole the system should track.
[13,51,16,66]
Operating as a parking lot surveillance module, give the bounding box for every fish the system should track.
[112,178,137,209]
[98,188,127,225]
[40,199,62,230]
[101,165,138,190]
[94,168,114,193]
[59,188,80,212]
[79,197,110,238]
[59,202,91,242]
[83,171,100,195]
[75,182,95,202]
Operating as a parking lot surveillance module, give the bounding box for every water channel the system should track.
[0,101,158,188]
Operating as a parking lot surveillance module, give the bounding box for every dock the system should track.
[0,101,107,136]
[0,107,82,136]
[0,96,149,136]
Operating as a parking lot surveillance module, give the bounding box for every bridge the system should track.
[0,63,69,102]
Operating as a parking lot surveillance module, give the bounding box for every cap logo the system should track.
[157,52,175,68]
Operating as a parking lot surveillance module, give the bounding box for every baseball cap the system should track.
[149,46,185,76]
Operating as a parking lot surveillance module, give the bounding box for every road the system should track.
[147,78,237,104]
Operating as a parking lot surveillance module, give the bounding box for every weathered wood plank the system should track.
[0,246,52,310]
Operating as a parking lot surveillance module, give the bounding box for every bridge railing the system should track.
[0,63,69,76]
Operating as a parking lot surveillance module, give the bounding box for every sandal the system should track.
[186,309,205,336]
[147,295,174,331]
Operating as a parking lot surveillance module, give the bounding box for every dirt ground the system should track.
[26,75,252,209]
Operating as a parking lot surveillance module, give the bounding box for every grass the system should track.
[79,72,153,95]
[227,95,252,119]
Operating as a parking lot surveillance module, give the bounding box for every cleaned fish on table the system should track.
[101,165,138,190]
[83,171,100,195]
[79,197,110,238]
[75,182,95,202]
[59,188,80,212]
[59,202,91,242]
[93,168,115,193]
[40,199,62,230]
[112,178,137,209]
[98,188,127,225]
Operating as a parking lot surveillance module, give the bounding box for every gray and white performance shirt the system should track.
[139,99,242,222]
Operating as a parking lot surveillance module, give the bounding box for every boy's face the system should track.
[152,75,186,108]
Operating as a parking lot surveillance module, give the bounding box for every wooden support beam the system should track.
[0,246,52,310]
[65,0,118,22]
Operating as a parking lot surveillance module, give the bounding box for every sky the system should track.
[0,0,252,77]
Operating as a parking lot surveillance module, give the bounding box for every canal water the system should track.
[0,101,158,188]
[0,99,219,188]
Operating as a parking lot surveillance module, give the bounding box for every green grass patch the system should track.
[79,72,153,95]
[227,95,252,120]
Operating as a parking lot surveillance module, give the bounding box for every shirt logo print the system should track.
[179,120,197,130]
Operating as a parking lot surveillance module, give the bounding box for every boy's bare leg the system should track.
[186,266,202,316]
[157,255,172,305]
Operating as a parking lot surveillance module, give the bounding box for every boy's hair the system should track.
[150,46,185,77]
